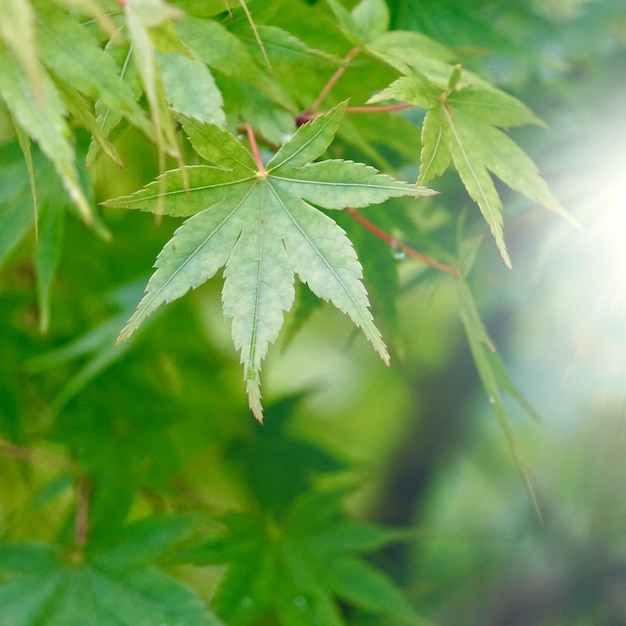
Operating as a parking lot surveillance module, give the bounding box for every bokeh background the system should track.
[1,0,625,624]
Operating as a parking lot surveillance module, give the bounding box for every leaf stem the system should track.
[344,104,413,114]
[298,103,414,125]
[245,124,265,174]
[238,0,273,73]
[0,438,74,471]
[304,46,361,116]
[345,208,460,277]
[75,476,91,549]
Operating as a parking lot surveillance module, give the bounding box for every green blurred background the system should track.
[1,0,626,624]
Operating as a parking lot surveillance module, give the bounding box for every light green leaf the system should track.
[0,0,44,103]
[104,104,432,420]
[375,71,566,266]
[34,0,152,136]
[0,41,92,224]
[368,30,455,75]
[247,24,341,73]
[52,0,119,37]
[86,43,139,167]
[443,104,511,266]
[418,106,451,184]
[367,74,440,110]
[328,0,390,45]
[326,0,358,42]
[449,85,544,128]
[350,0,390,44]
[58,82,124,168]
[268,100,346,169]
[470,118,569,220]
[124,0,182,163]
[157,52,225,126]
[149,18,192,56]
[175,14,290,109]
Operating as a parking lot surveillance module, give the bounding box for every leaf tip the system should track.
[246,374,264,423]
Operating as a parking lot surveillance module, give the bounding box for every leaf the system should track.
[326,556,417,621]
[181,491,420,625]
[26,284,147,412]
[33,0,152,137]
[328,0,389,45]
[442,103,511,266]
[368,30,456,76]
[156,51,226,126]
[175,14,290,109]
[52,0,119,37]
[456,277,543,522]
[231,23,340,106]
[124,0,183,163]
[0,542,222,626]
[375,72,567,267]
[104,102,433,420]
[0,40,92,224]
[350,0,390,44]
[0,0,44,103]
[89,514,200,569]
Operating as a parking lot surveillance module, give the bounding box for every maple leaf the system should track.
[178,490,423,626]
[370,71,568,267]
[104,102,433,421]
[0,523,222,626]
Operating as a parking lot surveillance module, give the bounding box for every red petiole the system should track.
[345,208,460,277]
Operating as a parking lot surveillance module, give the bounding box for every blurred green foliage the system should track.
[0,0,625,624]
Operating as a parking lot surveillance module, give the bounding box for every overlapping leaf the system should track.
[104,102,432,420]
[0,527,221,626]
[178,491,422,626]
[370,71,566,267]
[327,0,568,267]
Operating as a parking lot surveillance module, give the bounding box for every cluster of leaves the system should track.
[0,0,563,415]
[0,0,572,624]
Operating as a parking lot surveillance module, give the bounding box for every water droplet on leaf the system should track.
[294,595,307,609]
[392,243,406,261]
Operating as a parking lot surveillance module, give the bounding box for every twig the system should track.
[238,0,273,73]
[304,46,361,116]
[237,124,280,152]
[75,477,91,549]
[297,103,414,126]
[0,439,74,471]
[345,208,460,277]
[344,104,413,114]
[245,124,265,174]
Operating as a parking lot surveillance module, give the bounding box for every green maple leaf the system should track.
[178,491,424,626]
[0,531,222,626]
[104,102,433,420]
[370,72,568,267]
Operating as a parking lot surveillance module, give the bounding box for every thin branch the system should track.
[304,46,361,116]
[75,477,91,549]
[0,439,74,471]
[345,208,460,277]
[344,103,413,114]
[298,103,414,126]
[238,0,273,73]
[245,124,265,174]
[237,124,280,152]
